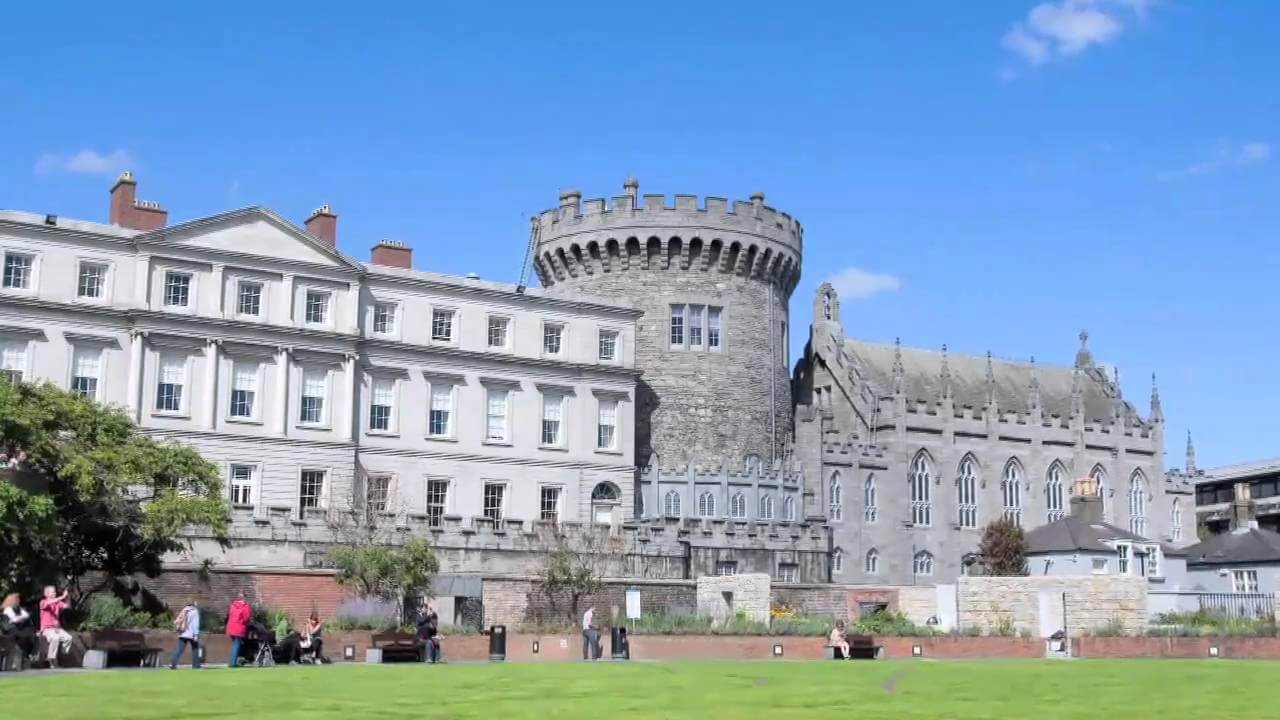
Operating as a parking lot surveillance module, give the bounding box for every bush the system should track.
[1087,617,1130,637]
[1149,611,1277,638]
[850,610,936,637]
[76,596,155,631]
[991,615,1016,637]
[327,596,400,632]
[251,606,294,632]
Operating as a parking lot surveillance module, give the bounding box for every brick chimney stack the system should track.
[108,171,168,231]
[370,241,412,269]
[305,205,338,248]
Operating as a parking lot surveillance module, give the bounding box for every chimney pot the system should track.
[305,205,338,248]
[370,240,412,269]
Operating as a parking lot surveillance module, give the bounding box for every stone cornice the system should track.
[362,337,642,381]
[367,270,641,318]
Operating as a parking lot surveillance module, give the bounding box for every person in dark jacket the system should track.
[414,604,441,663]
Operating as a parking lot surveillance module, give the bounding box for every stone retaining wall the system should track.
[957,575,1146,636]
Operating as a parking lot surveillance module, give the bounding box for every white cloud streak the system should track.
[34,148,134,176]
[826,267,903,301]
[1002,0,1155,69]
[1157,141,1272,182]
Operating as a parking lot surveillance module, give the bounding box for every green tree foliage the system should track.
[977,517,1029,576]
[330,538,439,601]
[0,381,229,604]
[538,528,624,625]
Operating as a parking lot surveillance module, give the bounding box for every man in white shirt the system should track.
[581,606,599,661]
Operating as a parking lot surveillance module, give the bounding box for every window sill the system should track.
[1147,576,1166,584]
[73,296,108,305]
[424,435,458,443]
[482,440,513,447]
[151,410,190,419]
[594,448,624,456]
[231,504,255,511]
[225,417,264,426]
[486,346,513,354]
[366,430,400,438]
[161,305,195,314]
[538,444,568,452]
[295,423,332,431]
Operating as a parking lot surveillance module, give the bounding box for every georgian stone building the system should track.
[792,283,1195,584]
[0,172,641,571]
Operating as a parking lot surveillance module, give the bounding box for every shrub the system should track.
[327,596,400,632]
[850,610,936,637]
[1087,617,1130,637]
[1149,611,1277,638]
[77,596,154,631]
[991,615,1016,637]
[954,625,984,637]
[251,605,294,632]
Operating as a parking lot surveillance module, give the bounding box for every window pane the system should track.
[688,305,703,347]
[483,483,505,521]
[486,389,509,442]
[426,479,449,527]
[3,253,33,289]
[71,348,101,400]
[431,309,454,341]
[301,369,327,423]
[540,487,561,522]
[598,330,618,361]
[299,470,325,514]
[229,464,254,506]
[237,282,262,316]
[429,384,453,435]
[543,324,562,354]
[77,262,106,298]
[707,307,721,349]
[488,317,509,348]
[542,393,563,445]
[597,399,617,449]
[366,475,390,515]
[304,291,329,324]
[163,272,190,307]
[373,303,396,333]
[370,378,394,431]
[156,355,185,412]
[669,306,684,346]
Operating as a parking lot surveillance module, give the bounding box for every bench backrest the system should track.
[92,630,146,649]
[371,631,415,647]
[847,634,875,647]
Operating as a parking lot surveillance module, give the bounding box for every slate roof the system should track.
[1024,516,1158,554]
[1183,527,1280,567]
[843,339,1148,426]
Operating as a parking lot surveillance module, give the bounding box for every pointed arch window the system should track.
[782,496,796,522]
[957,457,978,529]
[758,494,774,521]
[823,292,833,320]
[910,453,932,527]
[829,472,843,521]
[864,474,878,524]
[913,550,934,576]
[832,548,844,574]
[1001,460,1023,527]
[663,490,681,517]
[865,548,879,575]
[697,491,716,518]
[1090,466,1109,520]
[1045,463,1066,523]
[1171,498,1183,542]
[730,492,747,519]
[1129,470,1147,536]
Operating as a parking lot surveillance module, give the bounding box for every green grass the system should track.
[4,660,1275,719]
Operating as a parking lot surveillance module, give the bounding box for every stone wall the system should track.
[696,574,771,624]
[481,577,697,627]
[957,575,1147,637]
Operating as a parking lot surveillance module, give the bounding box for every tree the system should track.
[330,538,439,605]
[977,517,1029,576]
[0,381,229,605]
[537,525,626,626]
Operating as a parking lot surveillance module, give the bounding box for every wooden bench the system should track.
[827,634,883,660]
[370,631,421,663]
[88,630,162,668]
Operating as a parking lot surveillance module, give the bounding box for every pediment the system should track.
[138,208,360,271]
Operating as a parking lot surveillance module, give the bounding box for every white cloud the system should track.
[34,148,134,176]
[1002,0,1154,69]
[1157,140,1272,182]
[826,267,903,301]
[1238,142,1271,164]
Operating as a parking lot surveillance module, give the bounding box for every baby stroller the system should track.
[246,622,276,667]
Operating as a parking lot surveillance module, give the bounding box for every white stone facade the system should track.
[0,180,640,557]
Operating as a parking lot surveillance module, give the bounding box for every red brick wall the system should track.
[137,569,348,626]
[879,636,1043,659]
[847,589,899,618]
[256,574,348,625]
[1075,636,1280,659]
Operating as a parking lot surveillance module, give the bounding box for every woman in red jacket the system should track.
[225,592,252,668]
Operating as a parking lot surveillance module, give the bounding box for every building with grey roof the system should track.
[1182,482,1280,593]
[792,283,1193,584]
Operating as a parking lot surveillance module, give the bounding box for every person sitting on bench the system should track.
[829,621,851,660]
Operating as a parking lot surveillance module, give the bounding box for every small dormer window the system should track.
[823,292,832,320]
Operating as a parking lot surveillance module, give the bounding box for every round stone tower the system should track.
[533,178,802,470]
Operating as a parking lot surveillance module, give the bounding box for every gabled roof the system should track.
[1024,516,1161,554]
[843,339,1147,426]
[1184,527,1280,566]
[134,207,365,273]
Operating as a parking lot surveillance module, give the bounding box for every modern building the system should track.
[1182,481,1280,594]
[0,172,642,571]
[791,283,1195,584]
[1182,448,1280,536]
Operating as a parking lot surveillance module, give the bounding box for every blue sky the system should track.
[2,1,1276,468]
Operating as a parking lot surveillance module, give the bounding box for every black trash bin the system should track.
[610,626,629,660]
[488,625,507,662]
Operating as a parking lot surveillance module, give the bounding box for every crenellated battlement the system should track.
[533,179,802,293]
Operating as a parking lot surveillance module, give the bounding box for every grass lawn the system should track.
[4,659,1274,719]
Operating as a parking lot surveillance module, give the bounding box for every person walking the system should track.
[225,592,252,668]
[38,586,73,669]
[581,606,600,661]
[169,598,202,670]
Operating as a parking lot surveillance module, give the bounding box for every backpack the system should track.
[174,607,190,633]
